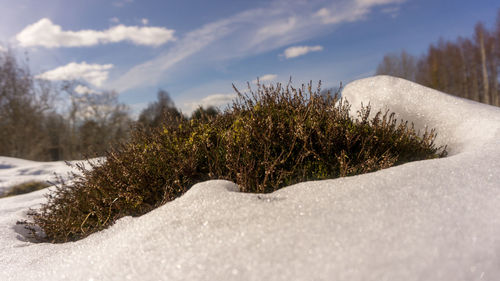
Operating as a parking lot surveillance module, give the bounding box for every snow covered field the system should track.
[1,76,499,281]
[0,157,78,195]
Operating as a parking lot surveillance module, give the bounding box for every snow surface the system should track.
[1,76,499,281]
[0,157,80,195]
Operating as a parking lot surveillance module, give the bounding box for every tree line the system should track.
[376,10,500,107]
[0,49,216,161]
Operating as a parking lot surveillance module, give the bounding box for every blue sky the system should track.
[0,0,498,115]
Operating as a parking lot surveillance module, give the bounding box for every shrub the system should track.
[191,106,220,121]
[1,181,51,197]
[21,82,447,243]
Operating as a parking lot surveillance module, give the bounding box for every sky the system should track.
[0,0,498,115]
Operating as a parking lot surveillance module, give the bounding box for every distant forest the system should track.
[2,10,500,161]
[376,9,500,107]
[0,50,215,161]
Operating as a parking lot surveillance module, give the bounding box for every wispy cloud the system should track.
[182,93,237,115]
[141,18,149,25]
[255,17,297,39]
[109,17,120,24]
[0,45,6,52]
[36,62,113,87]
[282,45,323,59]
[108,0,405,92]
[252,74,277,83]
[381,6,401,18]
[315,0,405,24]
[16,18,175,48]
[113,0,133,8]
[108,18,235,92]
[357,0,405,5]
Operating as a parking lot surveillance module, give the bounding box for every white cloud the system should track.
[109,17,120,24]
[253,74,277,84]
[141,18,149,25]
[36,62,113,87]
[316,0,405,24]
[74,85,99,95]
[315,7,365,24]
[16,18,175,48]
[256,17,297,38]
[283,45,323,59]
[182,93,237,115]
[0,45,5,52]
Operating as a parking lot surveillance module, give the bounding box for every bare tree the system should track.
[0,49,133,160]
[138,89,181,129]
[0,49,54,160]
[376,50,417,81]
[377,9,500,107]
[61,83,132,157]
[475,23,491,104]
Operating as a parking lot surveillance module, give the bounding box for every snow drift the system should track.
[1,76,499,281]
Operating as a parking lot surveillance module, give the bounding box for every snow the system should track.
[1,75,499,280]
[0,157,78,195]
